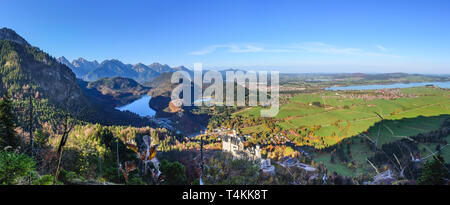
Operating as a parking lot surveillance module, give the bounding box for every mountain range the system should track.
[57,56,192,83]
[0,27,153,126]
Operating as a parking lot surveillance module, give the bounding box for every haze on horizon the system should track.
[1,0,449,74]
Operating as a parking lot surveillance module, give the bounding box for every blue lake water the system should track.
[325,81,450,91]
[116,95,156,117]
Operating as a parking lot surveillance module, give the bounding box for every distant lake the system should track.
[325,81,450,91]
[116,95,156,117]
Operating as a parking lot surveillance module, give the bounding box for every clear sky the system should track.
[1,0,449,73]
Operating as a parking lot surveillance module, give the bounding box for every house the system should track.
[367,169,396,185]
[260,159,275,175]
[297,148,310,157]
[280,156,298,168]
[279,156,317,171]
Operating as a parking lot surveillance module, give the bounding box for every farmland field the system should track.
[235,87,450,147]
[233,86,450,177]
[313,115,450,177]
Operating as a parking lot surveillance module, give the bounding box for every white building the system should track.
[260,158,275,175]
[222,130,261,160]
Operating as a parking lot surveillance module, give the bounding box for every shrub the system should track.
[417,155,449,185]
[66,171,78,182]
[311,101,323,107]
[127,176,147,185]
[0,150,36,185]
[58,169,78,184]
[32,175,53,185]
[160,159,187,185]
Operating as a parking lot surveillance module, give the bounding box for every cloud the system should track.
[189,45,226,55]
[376,45,388,52]
[189,44,293,55]
[294,42,363,55]
[189,42,399,58]
[229,45,264,53]
[189,44,259,55]
[294,42,399,57]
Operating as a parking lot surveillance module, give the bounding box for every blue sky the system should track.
[1,0,449,73]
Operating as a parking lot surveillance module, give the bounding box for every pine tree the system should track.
[417,155,449,185]
[0,91,19,148]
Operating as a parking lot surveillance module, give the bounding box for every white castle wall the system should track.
[222,130,261,160]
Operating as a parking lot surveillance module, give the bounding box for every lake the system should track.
[116,95,156,117]
[325,81,450,91]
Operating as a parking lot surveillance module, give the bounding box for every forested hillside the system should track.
[0,28,169,185]
[0,28,153,126]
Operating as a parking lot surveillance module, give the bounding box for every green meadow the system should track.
[313,115,450,177]
[235,87,450,146]
[235,86,450,177]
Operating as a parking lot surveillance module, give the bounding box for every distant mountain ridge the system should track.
[57,57,192,83]
[82,76,151,107]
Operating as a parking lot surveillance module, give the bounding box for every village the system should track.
[324,88,418,101]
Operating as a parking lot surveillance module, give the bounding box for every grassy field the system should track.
[312,115,450,177]
[234,87,450,177]
[235,87,450,146]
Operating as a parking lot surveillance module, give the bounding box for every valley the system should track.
[1,27,450,185]
[205,83,450,180]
